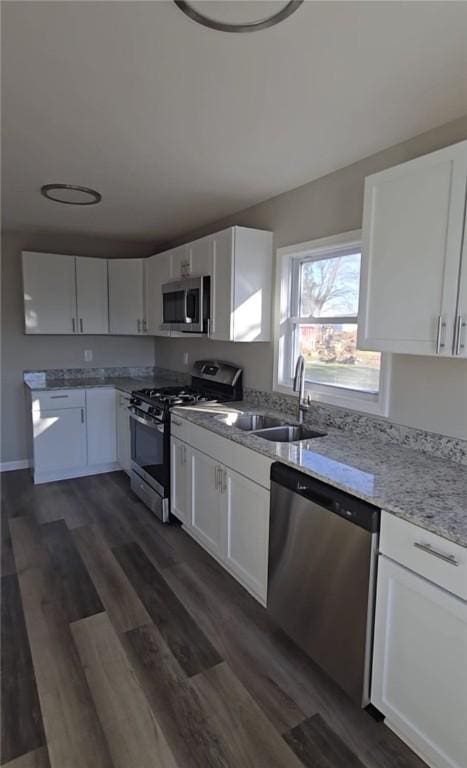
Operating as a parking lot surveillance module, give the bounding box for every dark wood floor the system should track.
[1,469,427,768]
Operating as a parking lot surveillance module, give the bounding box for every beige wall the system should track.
[1,230,155,463]
[155,115,467,440]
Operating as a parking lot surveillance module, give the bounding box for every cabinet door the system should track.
[372,556,467,768]
[75,257,109,334]
[359,141,467,355]
[145,252,172,336]
[224,467,269,603]
[33,407,87,472]
[188,236,213,277]
[108,258,144,334]
[22,251,76,334]
[171,245,190,279]
[210,229,233,340]
[117,392,132,474]
[86,389,117,465]
[170,437,190,523]
[455,225,467,358]
[190,447,224,556]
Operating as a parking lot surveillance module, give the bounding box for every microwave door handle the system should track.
[186,290,197,323]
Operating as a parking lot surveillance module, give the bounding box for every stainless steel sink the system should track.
[219,413,286,431]
[251,424,327,442]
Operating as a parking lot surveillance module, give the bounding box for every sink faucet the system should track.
[293,355,311,423]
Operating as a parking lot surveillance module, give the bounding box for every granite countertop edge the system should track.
[24,375,176,394]
[172,402,467,550]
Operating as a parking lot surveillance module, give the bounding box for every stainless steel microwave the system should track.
[161,275,210,333]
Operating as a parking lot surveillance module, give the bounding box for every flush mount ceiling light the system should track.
[173,1,304,33]
[40,183,102,206]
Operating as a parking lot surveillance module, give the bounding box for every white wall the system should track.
[1,230,155,463]
[155,115,467,440]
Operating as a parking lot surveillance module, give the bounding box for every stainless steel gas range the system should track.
[128,360,243,522]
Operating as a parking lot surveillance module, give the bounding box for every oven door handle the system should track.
[128,408,164,432]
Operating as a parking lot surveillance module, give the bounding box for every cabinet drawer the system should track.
[380,511,467,600]
[31,389,86,412]
[170,414,272,489]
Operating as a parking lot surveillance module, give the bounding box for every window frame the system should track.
[273,230,391,416]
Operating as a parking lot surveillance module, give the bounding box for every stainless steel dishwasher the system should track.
[268,462,380,707]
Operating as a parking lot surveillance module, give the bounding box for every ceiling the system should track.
[2,1,467,245]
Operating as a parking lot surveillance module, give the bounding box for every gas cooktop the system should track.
[132,386,220,408]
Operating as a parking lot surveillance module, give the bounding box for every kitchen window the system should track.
[274,230,390,415]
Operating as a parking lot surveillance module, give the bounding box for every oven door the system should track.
[161,277,203,333]
[129,408,168,497]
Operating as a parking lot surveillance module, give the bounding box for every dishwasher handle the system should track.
[270,462,380,533]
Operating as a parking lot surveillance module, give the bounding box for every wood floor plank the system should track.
[283,713,366,768]
[122,623,232,768]
[12,565,113,768]
[1,514,17,577]
[8,517,49,574]
[70,476,134,548]
[71,612,179,768]
[115,495,180,570]
[1,575,45,764]
[113,541,222,676]
[189,661,304,768]
[72,525,151,633]
[162,559,306,733]
[39,520,104,623]
[1,746,50,768]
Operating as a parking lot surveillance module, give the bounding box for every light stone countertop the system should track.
[173,401,467,549]
[24,375,179,395]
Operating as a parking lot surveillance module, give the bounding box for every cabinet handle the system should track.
[454,315,466,355]
[222,469,227,494]
[80,318,84,333]
[143,319,148,333]
[435,315,446,353]
[81,408,85,424]
[214,465,219,490]
[72,317,76,333]
[50,394,68,399]
[137,319,141,333]
[181,445,187,465]
[413,541,459,566]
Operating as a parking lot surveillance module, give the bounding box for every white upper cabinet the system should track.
[359,140,467,356]
[145,251,172,336]
[211,226,273,342]
[108,258,145,335]
[22,251,76,334]
[188,236,213,277]
[456,221,467,358]
[171,245,190,279]
[75,257,109,335]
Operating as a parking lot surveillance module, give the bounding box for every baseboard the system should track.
[33,462,121,485]
[0,459,31,472]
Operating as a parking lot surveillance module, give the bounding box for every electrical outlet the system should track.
[183,352,189,367]
[84,349,93,362]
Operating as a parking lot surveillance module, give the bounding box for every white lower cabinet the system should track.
[117,392,132,475]
[190,447,225,559]
[224,467,269,600]
[33,406,87,474]
[170,437,190,524]
[31,387,120,483]
[170,429,270,604]
[372,554,467,768]
[86,388,117,465]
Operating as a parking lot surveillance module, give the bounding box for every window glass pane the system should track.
[297,323,381,393]
[299,253,360,318]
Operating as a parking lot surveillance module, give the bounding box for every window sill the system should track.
[274,378,390,418]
